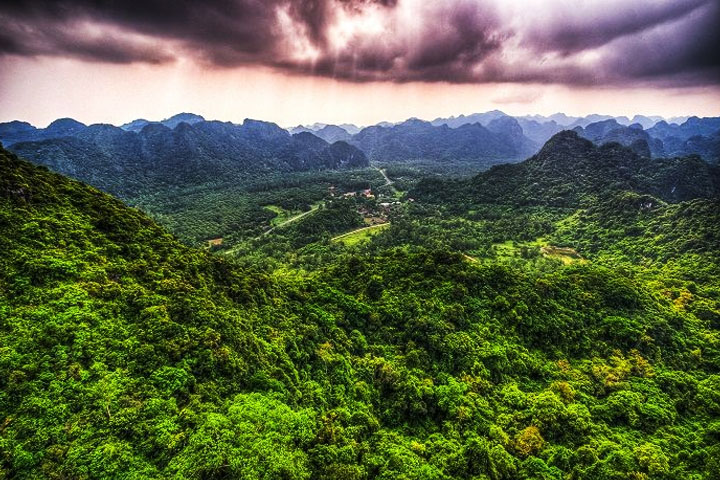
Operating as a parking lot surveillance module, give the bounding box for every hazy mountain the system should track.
[515,118,564,144]
[485,116,538,153]
[567,114,617,129]
[646,117,720,161]
[160,112,205,129]
[430,112,666,145]
[289,124,352,143]
[546,113,580,126]
[518,113,580,126]
[431,110,508,128]
[648,116,720,142]
[573,119,665,157]
[338,123,361,135]
[6,118,368,197]
[120,113,206,132]
[662,130,720,164]
[290,122,362,136]
[351,117,538,169]
[120,118,153,132]
[628,115,663,129]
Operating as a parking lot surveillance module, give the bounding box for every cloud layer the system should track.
[1,0,718,87]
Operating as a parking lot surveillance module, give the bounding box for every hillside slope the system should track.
[413,131,719,206]
[1,145,720,479]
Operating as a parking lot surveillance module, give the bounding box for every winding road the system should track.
[375,167,396,193]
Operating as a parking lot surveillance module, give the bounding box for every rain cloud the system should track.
[0,0,717,86]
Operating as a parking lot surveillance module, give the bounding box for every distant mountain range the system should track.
[412,130,720,207]
[350,117,538,169]
[0,114,368,197]
[1,112,718,199]
[293,111,720,165]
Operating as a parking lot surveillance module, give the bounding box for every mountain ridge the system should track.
[6,118,369,197]
[412,130,720,206]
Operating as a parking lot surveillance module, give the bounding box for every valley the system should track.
[1,114,719,480]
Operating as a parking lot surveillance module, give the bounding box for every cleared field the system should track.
[264,205,295,226]
[540,245,585,264]
[490,239,585,264]
[332,223,390,246]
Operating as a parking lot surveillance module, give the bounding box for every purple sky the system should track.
[1,0,718,126]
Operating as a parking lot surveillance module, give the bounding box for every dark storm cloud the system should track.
[0,0,717,87]
[0,18,174,64]
[523,0,710,54]
[281,0,504,83]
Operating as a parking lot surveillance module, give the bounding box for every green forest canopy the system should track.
[1,144,719,479]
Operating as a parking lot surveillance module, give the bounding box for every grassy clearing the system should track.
[332,223,390,246]
[264,205,295,226]
[490,238,585,264]
[540,245,585,264]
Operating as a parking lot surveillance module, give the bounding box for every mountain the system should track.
[628,115,663,129]
[289,124,352,143]
[413,131,719,206]
[289,122,361,136]
[566,114,617,129]
[573,119,665,157]
[314,125,353,143]
[647,116,720,142]
[676,130,720,164]
[546,112,579,125]
[351,117,538,170]
[485,116,538,153]
[120,113,206,132]
[160,112,205,129]
[5,118,369,197]
[0,120,37,145]
[337,123,361,135]
[515,118,564,144]
[429,112,666,147]
[120,118,153,132]
[568,118,719,163]
[431,109,508,128]
[0,118,87,146]
[647,117,720,161]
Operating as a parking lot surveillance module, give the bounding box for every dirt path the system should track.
[376,167,393,186]
[375,167,398,194]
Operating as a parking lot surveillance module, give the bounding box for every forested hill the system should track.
[412,131,720,206]
[3,118,368,198]
[3,136,720,479]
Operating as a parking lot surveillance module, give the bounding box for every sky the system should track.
[1,0,719,128]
